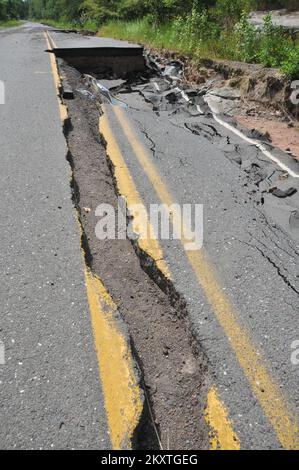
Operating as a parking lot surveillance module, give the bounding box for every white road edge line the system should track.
[174,81,299,178]
[212,111,299,178]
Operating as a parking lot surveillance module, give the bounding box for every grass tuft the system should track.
[100,16,299,79]
[0,19,23,28]
[39,18,99,32]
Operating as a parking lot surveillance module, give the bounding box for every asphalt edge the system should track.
[44,30,145,450]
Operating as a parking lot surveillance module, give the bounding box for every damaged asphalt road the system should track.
[1,24,299,451]
[67,54,299,449]
[0,23,210,451]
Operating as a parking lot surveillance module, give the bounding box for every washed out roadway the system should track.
[100,84,299,448]
[1,23,299,450]
[27,25,299,450]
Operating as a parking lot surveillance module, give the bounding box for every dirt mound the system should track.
[146,47,297,118]
[200,59,296,117]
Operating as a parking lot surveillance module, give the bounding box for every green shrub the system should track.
[174,7,220,52]
[215,0,252,27]
[281,47,299,79]
[233,12,299,78]
[257,13,292,68]
[101,5,299,80]
[234,11,260,62]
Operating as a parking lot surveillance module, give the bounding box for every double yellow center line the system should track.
[101,104,299,450]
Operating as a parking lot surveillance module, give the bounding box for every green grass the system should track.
[100,18,299,79]
[101,19,193,54]
[0,19,23,28]
[40,18,99,32]
[100,19,244,63]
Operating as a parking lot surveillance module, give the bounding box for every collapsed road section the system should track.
[46,28,299,450]
[46,30,145,76]
[45,31,212,450]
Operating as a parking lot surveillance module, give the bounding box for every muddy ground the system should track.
[59,63,210,450]
[237,115,299,160]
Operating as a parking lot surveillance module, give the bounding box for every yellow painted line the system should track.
[85,270,143,449]
[100,108,235,449]
[43,31,68,122]
[100,107,170,279]
[45,32,143,449]
[46,30,58,49]
[205,387,240,450]
[100,108,237,449]
[111,105,299,450]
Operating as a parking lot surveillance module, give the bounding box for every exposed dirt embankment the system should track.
[146,46,299,159]
[202,59,296,116]
[147,47,297,117]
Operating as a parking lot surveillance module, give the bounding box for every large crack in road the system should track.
[54,44,299,449]
[58,63,210,450]
[2,21,298,452]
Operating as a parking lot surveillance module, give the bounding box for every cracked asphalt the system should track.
[101,78,299,448]
[0,23,299,450]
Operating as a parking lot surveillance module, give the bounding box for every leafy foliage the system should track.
[234,11,260,62]
[4,0,297,79]
[0,0,28,21]
[233,12,299,78]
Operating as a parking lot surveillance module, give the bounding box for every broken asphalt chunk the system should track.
[271,187,297,198]
[83,75,128,109]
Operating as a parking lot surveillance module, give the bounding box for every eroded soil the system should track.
[60,63,210,450]
[236,115,299,160]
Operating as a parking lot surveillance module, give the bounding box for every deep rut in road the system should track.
[59,63,210,450]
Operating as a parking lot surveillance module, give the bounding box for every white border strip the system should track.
[212,113,299,178]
